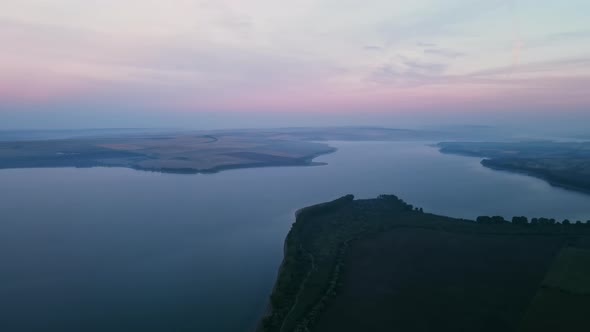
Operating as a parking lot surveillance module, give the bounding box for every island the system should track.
[259,195,590,332]
[438,141,590,193]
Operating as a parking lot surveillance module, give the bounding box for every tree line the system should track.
[476,215,590,225]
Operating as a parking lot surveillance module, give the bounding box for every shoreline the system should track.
[254,233,289,332]
[480,161,590,195]
[255,205,308,332]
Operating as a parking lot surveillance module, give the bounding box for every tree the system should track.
[562,219,571,225]
[492,216,507,224]
[476,216,492,224]
[512,216,528,225]
[538,218,553,225]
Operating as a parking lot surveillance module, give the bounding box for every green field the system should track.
[259,195,590,332]
[519,247,590,332]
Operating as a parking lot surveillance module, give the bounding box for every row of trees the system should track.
[476,215,590,225]
[294,238,353,332]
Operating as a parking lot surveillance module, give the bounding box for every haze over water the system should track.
[1,141,589,332]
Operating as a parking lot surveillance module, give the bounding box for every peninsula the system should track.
[260,195,590,332]
[0,132,336,174]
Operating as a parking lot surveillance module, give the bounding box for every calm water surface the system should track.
[1,141,589,332]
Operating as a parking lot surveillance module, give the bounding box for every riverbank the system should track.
[481,159,590,195]
[438,141,590,195]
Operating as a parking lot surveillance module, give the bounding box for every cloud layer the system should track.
[1,0,589,128]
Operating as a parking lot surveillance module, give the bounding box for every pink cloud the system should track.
[0,74,94,105]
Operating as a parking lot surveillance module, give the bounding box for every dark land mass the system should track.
[259,195,590,332]
[438,141,590,193]
[0,127,455,174]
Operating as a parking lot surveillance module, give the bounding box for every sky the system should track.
[1,0,589,129]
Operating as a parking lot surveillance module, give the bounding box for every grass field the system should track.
[314,228,564,332]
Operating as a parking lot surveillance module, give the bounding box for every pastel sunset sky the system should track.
[1,0,589,128]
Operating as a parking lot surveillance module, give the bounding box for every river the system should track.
[1,141,589,331]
